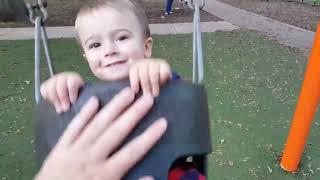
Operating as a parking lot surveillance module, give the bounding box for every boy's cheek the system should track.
[87,61,99,73]
[122,43,146,59]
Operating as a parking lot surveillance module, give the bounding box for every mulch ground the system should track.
[2,0,318,32]
[0,0,220,28]
[217,0,320,32]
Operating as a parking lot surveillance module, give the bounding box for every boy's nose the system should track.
[104,51,117,57]
[103,43,117,57]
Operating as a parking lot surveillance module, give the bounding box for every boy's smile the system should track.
[103,59,127,67]
[75,6,152,81]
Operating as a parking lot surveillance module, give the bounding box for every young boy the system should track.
[40,0,173,113]
[40,0,205,179]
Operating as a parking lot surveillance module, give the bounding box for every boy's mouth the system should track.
[105,60,127,67]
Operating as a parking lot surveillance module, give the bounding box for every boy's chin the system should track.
[98,73,128,82]
[94,67,129,82]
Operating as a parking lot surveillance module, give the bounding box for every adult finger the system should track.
[56,96,99,148]
[75,87,135,149]
[105,118,167,176]
[149,62,160,97]
[92,93,154,158]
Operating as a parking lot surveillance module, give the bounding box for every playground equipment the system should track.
[190,0,205,84]
[25,0,55,104]
[281,22,320,172]
[26,0,212,179]
[36,80,211,179]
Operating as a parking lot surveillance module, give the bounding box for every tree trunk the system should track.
[0,0,28,22]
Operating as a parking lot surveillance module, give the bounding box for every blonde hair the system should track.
[75,0,150,43]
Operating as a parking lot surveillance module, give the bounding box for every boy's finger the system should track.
[57,96,99,148]
[129,66,139,94]
[149,62,160,97]
[67,75,84,104]
[105,118,167,176]
[56,75,70,112]
[159,63,172,85]
[139,64,152,95]
[47,78,62,113]
[40,82,48,99]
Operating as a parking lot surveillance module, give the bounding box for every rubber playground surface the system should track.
[0,31,319,179]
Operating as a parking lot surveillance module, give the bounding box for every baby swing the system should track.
[27,0,212,179]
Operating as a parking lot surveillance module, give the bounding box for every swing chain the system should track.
[27,0,54,104]
[190,0,205,84]
[26,0,48,24]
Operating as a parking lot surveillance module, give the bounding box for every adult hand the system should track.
[35,87,167,180]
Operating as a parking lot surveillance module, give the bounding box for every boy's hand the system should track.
[40,72,84,114]
[129,59,172,97]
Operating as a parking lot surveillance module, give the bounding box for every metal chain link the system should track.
[26,0,48,24]
[187,0,205,10]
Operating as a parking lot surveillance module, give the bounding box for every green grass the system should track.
[306,0,320,5]
[0,31,319,179]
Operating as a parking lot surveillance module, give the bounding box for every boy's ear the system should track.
[144,37,153,58]
[82,53,86,59]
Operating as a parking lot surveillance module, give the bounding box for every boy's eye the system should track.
[117,35,128,41]
[89,43,101,49]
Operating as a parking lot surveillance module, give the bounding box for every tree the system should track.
[0,0,28,22]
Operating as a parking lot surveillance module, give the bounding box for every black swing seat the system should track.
[35,80,212,179]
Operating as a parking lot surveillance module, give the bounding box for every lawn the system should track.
[0,31,319,180]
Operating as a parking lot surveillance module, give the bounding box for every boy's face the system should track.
[76,6,152,81]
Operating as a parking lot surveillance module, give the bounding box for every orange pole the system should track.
[280,22,320,172]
